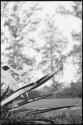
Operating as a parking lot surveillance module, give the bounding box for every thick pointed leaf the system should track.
[10,105,76,116]
[14,74,49,93]
[1,64,62,107]
[1,75,50,106]
[26,105,76,116]
[1,85,33,106]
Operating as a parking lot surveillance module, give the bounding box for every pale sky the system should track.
[1,1,82,88]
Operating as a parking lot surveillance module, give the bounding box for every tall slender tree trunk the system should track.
[50,40,55,90]
[12,39,16,68]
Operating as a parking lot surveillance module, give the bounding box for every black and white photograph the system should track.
[1,1,82,124]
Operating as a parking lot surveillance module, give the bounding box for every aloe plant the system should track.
[1,62,63,107]
[1,62,76,124]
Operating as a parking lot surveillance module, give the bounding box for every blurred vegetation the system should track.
[28,81,82,99]
[55,82,82,98]
[1,1,82,90]
[21,81,82,100]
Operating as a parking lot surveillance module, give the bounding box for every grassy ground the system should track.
[1,98,82,124]
[13,98,82,110]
